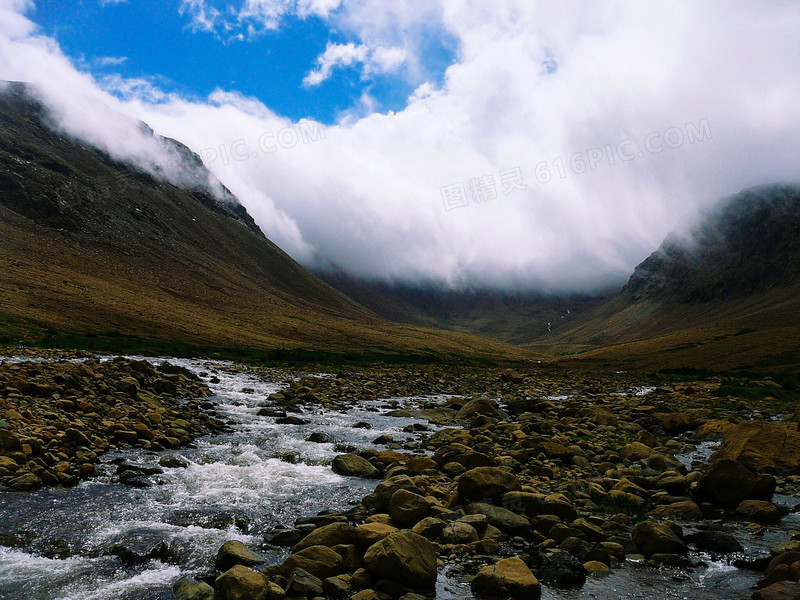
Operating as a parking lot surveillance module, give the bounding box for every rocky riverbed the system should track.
[2,353,800,600]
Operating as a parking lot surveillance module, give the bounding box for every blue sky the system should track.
[31,0,458,123]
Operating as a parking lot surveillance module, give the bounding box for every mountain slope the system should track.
[0,83,529,361]
[533,184,800,371]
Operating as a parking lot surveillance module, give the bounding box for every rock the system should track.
[216,541,265,571]
[621,442,653,461]
[159,455,189,468]
[173,576,215,600]
[464,503,530,534]
[294,522,358,552]
[440,521,479,544]
[631,521,686,557]
[286,568,323,596]
[323,575,352,598]
[307,432,331,443]
[388,489,432,526]
[685,530,743,554]
[736,500,781,523]
[753,581,800,600]
[661,412,703,434]
[283,545,343,579]
[503,491,577,521]
[331,454,380,479]
[712,421,800,474]
[455,398,508,421]
[583,560,610,574]
[6,472,42,491]
[458,467,521,500]
[539,552,587,587]
[363,531,437,590]
[471,557,541,599]
[109,529,169,564]
[652,500,703,520]
[215,565,269,600]
[695,459,776,508]
[411,517,446,539]
[357,523,399,547]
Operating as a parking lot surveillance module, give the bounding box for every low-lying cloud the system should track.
[2,0,800,293]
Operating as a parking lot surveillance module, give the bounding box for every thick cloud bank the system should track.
[2,0,800,292]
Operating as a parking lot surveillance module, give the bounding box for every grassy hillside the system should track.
[0,83,531,364]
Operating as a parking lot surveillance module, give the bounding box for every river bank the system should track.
[1,351,799,599]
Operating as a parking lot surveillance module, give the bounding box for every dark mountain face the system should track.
[624,184,800,303]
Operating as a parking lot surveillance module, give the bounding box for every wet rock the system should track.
[331,454,380,479]
[458,467,521,500]
[110,529,170,565]
[215,565,270,600]
[172,576,215,600]
[471,556,541,599]
[323,575,352,598]
[352,422,372,429]
[307,432,331,443]
[631,521,686,558]
[736,500,782,523]
[275,416,309,425]
[753,581,800,600]
[584,560,611,575]
[539,551,587,587]
[294,522,358,552]
[411,517,446,539]
[357,523,399,548]
[652,500,703,520]
[216,540,265,571]
[440,521,479,544]
[503,491,577,521]
[283,545,343,579]
[159,455,189,468]
[388,489,432,526]
[465,503,530,534]
[6,471,42,491]
[712,421,800,474]
[696,459,776,509]
[685,530,743,554]
[287,568,323,596]
[455,398,507,421]
[363,531,437,591]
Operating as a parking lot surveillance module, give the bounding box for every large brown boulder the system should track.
[455,398,507,422]
[215,541,265,572]
[362,531,437,590]
[753,581,800,600]
[458,467,521,500]
[631,521,686,558]
[712,421,800,474]
[331,454,380,478]
[282,545,343,579]
[695,459,776,509]
[293,522,358,552]
[471,557,541,599]
[388,489,432,526]
[215,565,270,600]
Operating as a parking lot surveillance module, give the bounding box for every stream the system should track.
[0,357,798,599]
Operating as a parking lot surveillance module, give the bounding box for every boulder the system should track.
[286,568,323,597]
[357,523,399,547]
[502,491,577,521]
[293,522,358,552]
[631,521,686,557]
[695,459,775,508]
[216,541,265,572]
[458,467,521,500]
[471,557,541,599]
[215,565,270,600]
[388,489,432,526]
[652,500,703,520]
[331,454,380,479]
[538,551,586,587]
[440,522,479,544]
[363,531,437,590]
[736,500,781,523]
[753,581,800,600]
[685,530,743,554]
[464,503,530,534]
[411,517,446,539]
[455,398,507,421]
[282,545,343,579]
[712,421,800,474]
[172,576,215,600]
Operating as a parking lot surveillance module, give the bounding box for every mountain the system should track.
[533,184,800,371]
[0,82,527,362]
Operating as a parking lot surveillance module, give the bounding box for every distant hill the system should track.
[534,184,800,371]
[0,82,527,362]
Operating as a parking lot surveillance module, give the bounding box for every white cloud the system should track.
[3,0,800,293]
[98,0,127,5]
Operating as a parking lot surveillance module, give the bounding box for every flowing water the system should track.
[1,357,798,600]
